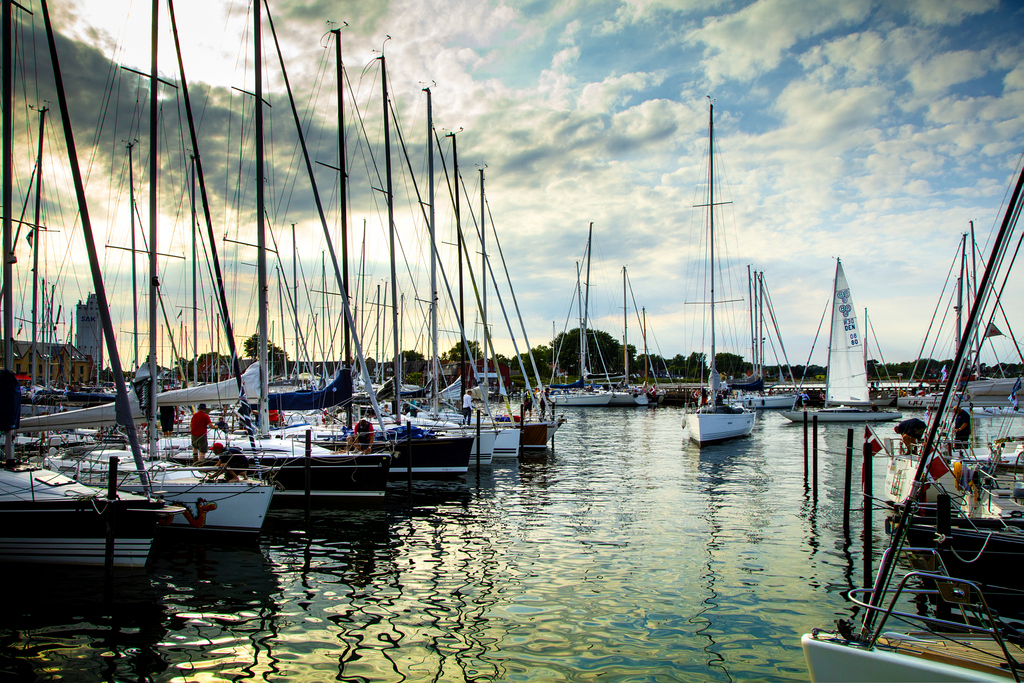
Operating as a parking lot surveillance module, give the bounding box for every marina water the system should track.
[4,405,978,681]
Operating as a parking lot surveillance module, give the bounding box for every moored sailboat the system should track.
[683,103,754,445]
[781,260,901,423]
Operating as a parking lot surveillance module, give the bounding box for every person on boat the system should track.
[347,418,374,453]
[894,417,927,453]
[159,405,175,437]
[463,390,473,425]
[952,407,972,449]
[209,442,248,482]
[523,392,533,418]
[700,387,708,406]
[538,391,547,419]
[190,403,214,464]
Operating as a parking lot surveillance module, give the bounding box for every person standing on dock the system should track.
[190,404,213,464]
[463,390,473,425]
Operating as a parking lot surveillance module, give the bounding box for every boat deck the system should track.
[877,632,1023,678]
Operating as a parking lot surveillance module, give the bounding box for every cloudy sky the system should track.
[8,0,1024,376]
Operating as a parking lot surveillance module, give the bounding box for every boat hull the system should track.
[549,392,612,406]
[384,436,473,479]
[685,409,755,445]
[781,408,902,423]
[729,393,797,409]
[802,632,1007,682]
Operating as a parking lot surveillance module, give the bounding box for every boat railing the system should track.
[847,561,1021,681]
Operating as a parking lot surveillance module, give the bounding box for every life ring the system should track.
[692,390,701,401]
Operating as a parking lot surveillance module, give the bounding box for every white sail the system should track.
[17,363,262,432]
[825,260,869,405]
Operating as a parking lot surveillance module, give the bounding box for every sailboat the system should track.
[801,156,1024,683]
[683,103,755,445]
[549,223,612,407]
[781,259,901,423]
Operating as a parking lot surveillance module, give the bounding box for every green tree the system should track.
[714,352,746,377]
[402,349,425,362]
[441,340,482,362]
[552,328,622,377]
[242,333,290,376]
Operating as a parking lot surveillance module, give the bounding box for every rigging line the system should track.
[796,293,832,391]
[484,197,544,390]
[760,280,798,386]
[907,242,960,383]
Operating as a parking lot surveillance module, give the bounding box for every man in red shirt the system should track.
[190,403,214,464]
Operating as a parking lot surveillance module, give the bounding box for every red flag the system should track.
[927,453,950,481]
[864,425,884,455]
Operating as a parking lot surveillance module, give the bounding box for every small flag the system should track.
[1010,377,1022,410]
[940,365,947,382]
[864,425,885,456]
[26,229,34,247]
[927,452,950,482]
[985,323,1004,338]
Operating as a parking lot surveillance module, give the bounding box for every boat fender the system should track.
[1013,488,1024,503]
[1010,509,1024,518]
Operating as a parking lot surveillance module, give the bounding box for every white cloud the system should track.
[905,48,993,96]
[902,0,999,26]
[687,0,872,83]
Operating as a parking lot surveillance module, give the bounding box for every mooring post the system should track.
[407,417,413,495]
[803,411,809,481]
[475,409,481,468]
[105,456,119,579]
[936,494,952,620]
[812,415,819,499]
[304,429,312,526]
[843,428,854,532]
[863,435,873,587]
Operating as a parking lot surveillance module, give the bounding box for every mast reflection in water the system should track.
[2,406,967,681]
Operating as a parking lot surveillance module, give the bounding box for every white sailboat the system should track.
[683,103,755,445]
[781,259,901,423]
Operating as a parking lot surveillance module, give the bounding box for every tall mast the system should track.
[147,0,159,456]
[331,27,352,425]
[955,231,966,349]
[448,131,465,394]
[623,266,628,381]
[747,264,753,378]
[583,221,593,378]
[381,53,400,418]
[425,86,438,414]
[190,154,197,386]
[255,0,269,435]
[31,108,47,395]
[480,167,488,402]
[758,270,765,379]
[127,142,138,369]
[708,103,716,389]
[3,0,12,463]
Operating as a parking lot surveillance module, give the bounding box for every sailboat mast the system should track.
[758,271,765,378]
[824,259,839,405]
[955,231,965,350]
[708,104,716,389]
[332,28,351,388]
[623,266,628,381]
[191,155,197,386]
[31,108,46,394]
[255,0,269,435]
[583,221,593,379]
[424,87,438,415]
[2,0,12,463]
[450,132,465,395]
[381,54,400,418]
[480,167,488,402]
[147,0,159,455]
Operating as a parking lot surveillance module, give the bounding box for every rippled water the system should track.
[6,405,998,681]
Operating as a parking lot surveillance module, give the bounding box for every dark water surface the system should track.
[4,405,973,681]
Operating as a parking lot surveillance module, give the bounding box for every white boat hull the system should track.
[780,408,902,423]
[685,409,755,445]
[729,393,797,409]
[802,632,1009,682]
[47,456,275,536]
[549,392,612,406]
[606,391,649,406]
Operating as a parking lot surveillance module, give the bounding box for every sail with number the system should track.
[825,259,869,406]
